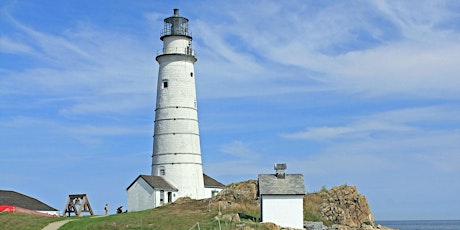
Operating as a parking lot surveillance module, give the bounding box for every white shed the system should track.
[203,173,225,198]
[126,175,178,212]
[258,164,306,229]
[127,173,224,212]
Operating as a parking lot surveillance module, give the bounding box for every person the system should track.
[67,203,72,217]
[117,206,123,214]
[104,203,109,215]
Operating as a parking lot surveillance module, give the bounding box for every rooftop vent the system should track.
[274,163,287,179]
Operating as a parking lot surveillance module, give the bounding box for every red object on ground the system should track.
[0,205,57,218]
[0,205,16,212]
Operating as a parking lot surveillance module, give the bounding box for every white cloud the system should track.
[282,106,460,141]
[190,1,460,99]
[4,116,140,136]
[0,36,34,54]
[0,17,156,115]
[327,42,460,97]
[219,140,259,159]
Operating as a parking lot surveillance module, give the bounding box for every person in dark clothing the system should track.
[66,203,72,217]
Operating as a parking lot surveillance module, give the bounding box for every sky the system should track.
[1,0,459,221]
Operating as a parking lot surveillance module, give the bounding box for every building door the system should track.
[167,192,172,203]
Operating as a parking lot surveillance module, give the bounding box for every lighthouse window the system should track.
[163,81,168,88]
[190,72,193,77]
[160,190,164,204]
[159,166,165,176]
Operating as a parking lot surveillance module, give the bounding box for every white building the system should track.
[127,9,224,212]
[127,175,178,211]
[127,174,224,212]
[258,164,306,229]
[203,174,225,198]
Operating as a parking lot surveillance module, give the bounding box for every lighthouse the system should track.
[151,8,204,199]
[127,9,224,212]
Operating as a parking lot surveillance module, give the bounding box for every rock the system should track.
[304,221,328,230]
[318,185,375,229]
[217,213,241,222]
[261,222,280,230]
[213,180,259,203]
[330,224,349,230]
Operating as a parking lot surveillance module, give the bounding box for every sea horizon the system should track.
[377,219,460,221]
[376,219,460,230]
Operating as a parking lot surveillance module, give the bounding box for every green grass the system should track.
[0,197,268,230]
[0,212,63,230]
[59,198,269,230]
[303,192,332,226]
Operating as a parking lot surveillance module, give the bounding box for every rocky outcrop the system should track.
[312,185,394,230]
[318,185,374,228]
[213,180,259,203]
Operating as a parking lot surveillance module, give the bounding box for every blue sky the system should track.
[1,0,459,220]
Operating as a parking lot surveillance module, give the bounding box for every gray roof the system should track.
[127,175,178,191]
[0,190,57,211]
[203,174,225,188]
[258,174,306,195]
[128,174,225,191]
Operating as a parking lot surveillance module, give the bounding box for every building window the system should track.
[190,72,193,77]
[159,166,165,176]
[163,81,168,88]
[160,190,164,204]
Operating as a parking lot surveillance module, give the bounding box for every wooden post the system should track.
[63,194,94,216]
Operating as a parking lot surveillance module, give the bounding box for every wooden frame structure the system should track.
[63,194,94,216]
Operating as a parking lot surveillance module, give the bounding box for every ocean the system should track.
[376,220,460,230]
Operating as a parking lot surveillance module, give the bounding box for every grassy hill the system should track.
[0,181,354,230]
[0,212,59,230]
[0,181,270,230]
[0,196,269,230]
[60,197,269,230]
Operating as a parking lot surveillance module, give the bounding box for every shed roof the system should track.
[258,174,306,195]
[203,174,225,188]
[0,190,57,211]
[127,175,178,191]
[127,174,225,191]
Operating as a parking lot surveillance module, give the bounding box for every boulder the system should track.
[305,221,328,230]
[261,222,280,230]
[318,185,375,229]
[217,213,241,222]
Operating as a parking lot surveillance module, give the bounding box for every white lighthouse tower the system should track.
[127,9,224,212]
[151,9,205,199]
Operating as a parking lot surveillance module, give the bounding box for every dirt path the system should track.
[41,215,106,230]
[41,219,74,230]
